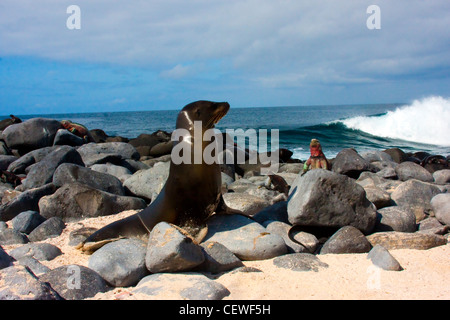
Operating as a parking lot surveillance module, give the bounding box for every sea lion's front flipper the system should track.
[77,214,149,254]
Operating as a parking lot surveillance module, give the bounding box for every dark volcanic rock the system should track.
[38,183,146,222]
[7,146,57,174]
[431,193,450,226]
[9,243,62,261]
[11,210,46,234]
[0,246,13,269]
[53,163,125,195]
[0,183,57,222]
[22,146,84,190]
[88,239,148,287]
[395,161,434,182]
[16,256,51,276]
[320,226,372,254]
[367,245,403,271]
[204,214,287,261]
[196,241,244,274]
[375,206,417,232]
[0,265,62,300]
[391,179,441,222]
[0,228,29,245]
[27,217,65,242]
[433,169,450,185]
[383,148,408,164]
[145,222,205,274]
[0,155,18,171]
[133,273,230,300]
[2,118,62,154]
[76,142,140,166]
[332,148,373,178]
[287,169,377,234]
[39,265,109,300]
[252,201,289,225]
[53,129,85,147]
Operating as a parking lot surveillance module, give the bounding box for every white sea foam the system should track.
[339,96,450,146]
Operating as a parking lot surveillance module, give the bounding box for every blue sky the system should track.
[0,0,449,115]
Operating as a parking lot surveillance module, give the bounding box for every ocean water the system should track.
[14,96,450,161]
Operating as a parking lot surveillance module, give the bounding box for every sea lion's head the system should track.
[176,100,230,132]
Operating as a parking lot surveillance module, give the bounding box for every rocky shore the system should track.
[0,117,449,300]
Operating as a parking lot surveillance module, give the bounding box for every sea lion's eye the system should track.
[196,110,201,117]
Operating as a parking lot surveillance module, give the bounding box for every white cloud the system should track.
[159,64,192,79]
[0,0,449,87]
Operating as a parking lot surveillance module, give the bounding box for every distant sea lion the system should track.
[420,155,449,173]
[0,115,22,131]
[79,101,233,253]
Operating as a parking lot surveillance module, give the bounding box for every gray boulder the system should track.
[433,169,450,185]
[27,217,65,242]
[222,192,270,217]
[204,214,287,261]
[0,155,17,171]
[16,257,50,276]
[418,217,449,235]
[145,222,205,273]
[391,179,441,222]
[77,142,140,167]
[39,265,109,300]
[375,206,417,232]
[53,129,85,146]
[0,183,57,222]
[9,243,62,261]
[196,241,244,274]
[395,161,434,182]
[7,146,57,174]
[53,163,125,195]
[132,273,230,300]
[22,146,84,190]
[0,228,29,245]
[0,246,13,269]
[363,186,392,209]
[14,259,49,278]
[90,163,132,182]
[332,148,373,178]
[383,148,408,163]
[0,265,62,300]
[11,210,46,234]
[367,245,403,271]
[123,162,170,201]
[252,201,289,225]
[2,118,62,154]
[287,169,377,234]
[361,150,394,163]
[320,226,372,254]
[290,230,320,254]
[89,239,148,287]
[39,183,146,222]
[431,193,450,226]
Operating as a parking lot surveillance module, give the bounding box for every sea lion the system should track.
[79,101,233,253]
[0,115,22,131]
[420,154,449,173]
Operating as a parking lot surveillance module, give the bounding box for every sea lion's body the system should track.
[80,101,230,252]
